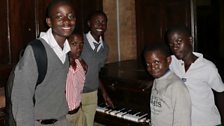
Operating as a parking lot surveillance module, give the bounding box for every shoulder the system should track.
[167,73,187,90]
[194,52,218,70]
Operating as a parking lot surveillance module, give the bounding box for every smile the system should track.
[62,27,71,30]
[96,29,103,32]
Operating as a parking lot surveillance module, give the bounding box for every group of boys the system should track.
[8,0,224,126]
[10,0,112,126]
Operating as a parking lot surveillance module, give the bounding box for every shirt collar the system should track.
[86,31,104,49]
[40,28,71,53]
[39,28,70,63]
[156,69,171,81]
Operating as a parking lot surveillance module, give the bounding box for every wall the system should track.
[103,0,137,63]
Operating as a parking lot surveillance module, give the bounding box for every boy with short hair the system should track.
[80,10,114,126]
[144,42,191,126]
[66,33,87,126]
[11,0,76,126]
[167,26,224,126]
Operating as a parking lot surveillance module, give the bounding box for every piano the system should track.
[95,60,153,126]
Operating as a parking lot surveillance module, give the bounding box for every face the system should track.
[46,2,76,39]
[69,34,84,59]
[144,50,171,78]
[168,32,192,60]
[88,14,107,39]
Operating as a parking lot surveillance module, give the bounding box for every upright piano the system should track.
[95,60,153,126]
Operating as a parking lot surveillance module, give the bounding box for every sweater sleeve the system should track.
[171,82,192,126]
[11,45,38,126]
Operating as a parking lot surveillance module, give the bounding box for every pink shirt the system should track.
[66,59,85,111]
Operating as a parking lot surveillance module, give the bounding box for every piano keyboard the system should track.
[96,104,150,124]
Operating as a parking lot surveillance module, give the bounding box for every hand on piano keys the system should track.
[97,103,150,124]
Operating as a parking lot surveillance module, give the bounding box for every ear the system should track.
[167,56,172,65]
[46,18,52,27]
[188,36,193,45]
[87,21,90,27]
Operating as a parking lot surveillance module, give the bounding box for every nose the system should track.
[147,63,157,71]
[63,17,70,25]
[170,42,179,50]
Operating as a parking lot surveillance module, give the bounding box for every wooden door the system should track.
[135,0,191,58]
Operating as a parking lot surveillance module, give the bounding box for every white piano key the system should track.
[110,108,125,116]
[97,105,150,123]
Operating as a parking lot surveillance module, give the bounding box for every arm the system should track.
[215,92,224,124]
[207,63,224,124]
[11,46,38,126]
[99,79,114,108]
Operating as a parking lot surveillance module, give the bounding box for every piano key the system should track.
[110,108,126,116]
[138,117,147,122]
[137,113,148,121]
[117,109,132,118]
[96,105,150,123]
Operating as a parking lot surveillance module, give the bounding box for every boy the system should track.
[167,26,224,126]
[80,10,114,126]
[66,33,87,126]
[144,43,191,126]
[11,0,76,126]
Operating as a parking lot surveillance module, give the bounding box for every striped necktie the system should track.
[93,42,100,52]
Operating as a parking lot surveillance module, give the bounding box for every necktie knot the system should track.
[93,42,100,52]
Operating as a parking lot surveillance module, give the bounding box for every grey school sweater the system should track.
[150,71,191,126]
[11,39,69,126]
[81,34,109,93]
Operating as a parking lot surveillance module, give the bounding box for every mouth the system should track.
[149,70,159,75]
[62,27,73,31]
[96,29,103,32]
[61,27,74,35]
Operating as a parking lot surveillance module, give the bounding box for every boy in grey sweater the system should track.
[144,43,191,126]
[11,0,76,126]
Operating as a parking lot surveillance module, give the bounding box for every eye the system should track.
[55,15,63,21]
[176,38,183,44]
[154,60,160,64]
[70,42,77,46]
[68,14,75,20]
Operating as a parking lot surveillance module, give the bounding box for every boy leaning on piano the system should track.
[144,42,191,126]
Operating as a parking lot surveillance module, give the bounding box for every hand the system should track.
[102,93,114,108]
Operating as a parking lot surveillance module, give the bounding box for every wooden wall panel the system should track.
[9,0,36,63]
[0,0,9,64]
[165,0,191,30]
[135,0,191,58]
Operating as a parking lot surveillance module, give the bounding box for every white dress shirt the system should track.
[40,28,71,63]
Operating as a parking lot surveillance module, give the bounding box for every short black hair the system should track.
[46,0,73,18]
[88,10,108,22]
[144,42,171,57]
[166,26,191,39]
[68,31,83,41]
